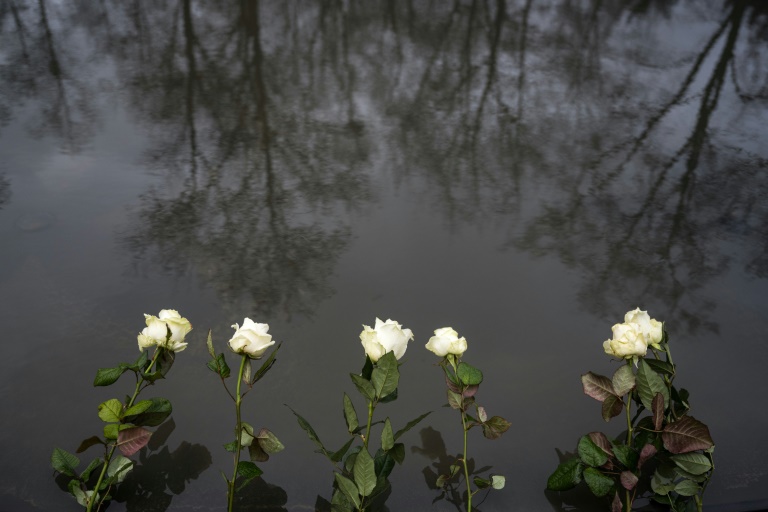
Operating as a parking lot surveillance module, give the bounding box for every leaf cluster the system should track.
[292,352,430,511]
[435,357,510,496]
[206,330,284,493]
[547,336,715,511]
[53,343,177,510]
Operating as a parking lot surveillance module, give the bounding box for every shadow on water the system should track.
[53,419,212,512]
[411,427,496,512]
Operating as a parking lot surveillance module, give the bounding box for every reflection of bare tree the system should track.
[0,0,97,151]
[112,1,370,319]
[517,0,768,333]
[0,174,10,209]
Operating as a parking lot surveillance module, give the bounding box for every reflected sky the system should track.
[1,1,767,510]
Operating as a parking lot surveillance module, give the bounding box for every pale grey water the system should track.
[1,1,767,511]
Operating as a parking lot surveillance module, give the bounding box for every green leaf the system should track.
[123,397,172,427]
[131,350,149,371]
[394,411,431,440]
[390,443,405,465]
[237,460,263,478]
[457,362,483,386]
[106,455,133,485]
[651,465,676,495]
[330,437,356,463]
[601,394,624,421]
[207,353,231,379]
[581,372,616,402]
[474,476,491,489]
[334,473,361,509]
[343,393,359,433]
[674,479,701,496]
[491,475,506,490]
[287,406,330,458]
[350,373,376,401]
[371,352,400,400]
[670,453,712,475]
[224,441,238,453]
[252,342,281,383]
[104,424,119,440]
[482,416,511,440]
[51,448,80,477]
[256,428,285,454]
[611,444,638,469]
[381,418,394,451]
[583,467,613,497]
[79,458,103,482]
[374,449,395,479]
[240,422,255,447]
[206,330,215,358]
[662,416,714,454]
[94,364,131,387]
[611,365,635,397]
[578,435,608,467]
[636,359,669,411]
[236,461,263,490]
[98,399,124,423]
[379,387,399,403]
[353,448,376,497]
[645,358,675,376]
[547,457,583,491]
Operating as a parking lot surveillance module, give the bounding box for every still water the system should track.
[1,1,767,510]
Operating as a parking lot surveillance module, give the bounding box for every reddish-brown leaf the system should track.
[117,427,152,457]
[662,416,714,454]
[611,492,622,512]
[638,443,657,468]
[588,432,614,458]
[620,470,638,490]
[582,372,617,402]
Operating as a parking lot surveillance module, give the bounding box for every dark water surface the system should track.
[1,1,767,510]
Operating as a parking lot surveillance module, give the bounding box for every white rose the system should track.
[624,308,664,349]
[137,309,192,352]
[359,318,414,362]
[229,318,275,358]
[603,322,648,359]
[425,327,468,357]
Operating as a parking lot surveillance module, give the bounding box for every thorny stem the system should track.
[364,400,375,449]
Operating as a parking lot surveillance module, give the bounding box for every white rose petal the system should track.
[136,309,192,352]
[603,322,647,359]
[228,318,276,359]
[425,327,468,357]
[359,317,413,362]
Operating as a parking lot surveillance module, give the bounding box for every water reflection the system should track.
[107,0,371,319]
[0,0,97,152]
[0,174,9,209]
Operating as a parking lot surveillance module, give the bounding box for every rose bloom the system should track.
[603,322,648,359]
[137,309,192,352]
[360,318,414,362]
[624,308,664,349]
[425,327,468,357]
[229,318,276,358]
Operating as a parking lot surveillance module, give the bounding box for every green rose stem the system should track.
[227,354,248,512]
[624,359,633,512]
[86,347,164,512]
[460,398,472,512]
[364,400,375,449]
